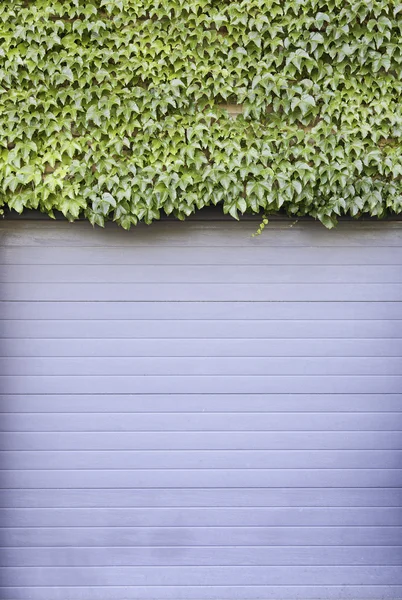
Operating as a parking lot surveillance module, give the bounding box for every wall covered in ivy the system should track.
[1,0,401,228]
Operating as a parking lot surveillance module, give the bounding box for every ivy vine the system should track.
[1,0,402,228]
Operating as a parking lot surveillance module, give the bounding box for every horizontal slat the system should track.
[3,338,402,357]
[1,412,401,432]
[1,488,400,508]
[1,394,402,413]
[1,565,402,586]
[1,301,402,321]
[0,469,401,488]
[1,319,400,338]
[2,282,402,301]
[1,220,402,246]
[3,356,402,377]
[2,450,400,470]
[1,431,400,451]
[3,264,402,283]
[1,356,400,376]
[1,584,401,600]
[2,245,402,265]
[1,545,402,567]
[1,526,401,546]
[1,507,401,527]
[0,375,400,394]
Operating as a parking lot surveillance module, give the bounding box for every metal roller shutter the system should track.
[0,218,401,599]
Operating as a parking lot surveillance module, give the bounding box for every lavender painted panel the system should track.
[0,219,401,600]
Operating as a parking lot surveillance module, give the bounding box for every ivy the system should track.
[1,0,402,228]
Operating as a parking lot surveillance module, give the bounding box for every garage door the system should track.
[0,217,401,600]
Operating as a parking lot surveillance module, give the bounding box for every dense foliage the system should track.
[1,0,401,228]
